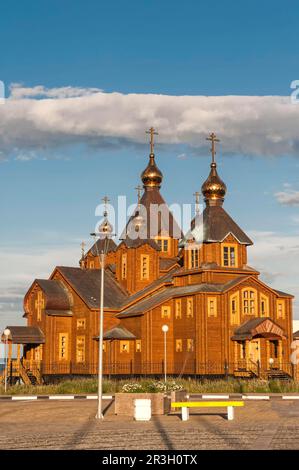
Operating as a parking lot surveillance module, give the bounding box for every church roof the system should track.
[188,205,253,245]
[88,238,117,256]
[231,317,285,340]
[103,325,136,340]
[122,187,183,241]
[2,326,45,344]
[159,257,180,271]
[120,237,160,251]
[56,266,128,309]
[118,283,225,318]
[35,279,72,311]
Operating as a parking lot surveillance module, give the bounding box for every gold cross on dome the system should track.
[206,132,220,164]
[146,127,158,154]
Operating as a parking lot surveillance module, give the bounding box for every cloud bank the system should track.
[0,84,299,158]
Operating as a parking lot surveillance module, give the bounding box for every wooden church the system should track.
[2,130,295,383]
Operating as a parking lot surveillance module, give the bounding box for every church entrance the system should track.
[249,339,260,364]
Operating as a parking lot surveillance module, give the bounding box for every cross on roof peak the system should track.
[206,132,220,164]
[146,127,158,154]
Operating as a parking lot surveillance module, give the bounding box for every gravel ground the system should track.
[1,399,299,450]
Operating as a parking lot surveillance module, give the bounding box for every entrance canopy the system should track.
[231,317,285,341]
[1,326,45,344]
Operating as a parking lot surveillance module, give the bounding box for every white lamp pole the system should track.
[3,329,11,393]
[91,196,113,420]
[162,325,169,385]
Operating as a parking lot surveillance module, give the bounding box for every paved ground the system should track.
[1,399,299,450]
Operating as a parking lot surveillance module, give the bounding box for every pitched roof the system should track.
[118,283,224,317]
[88,238,117,257]
[120,238,160,251]
[231,317,285,340]
[159,257,180,271]
[2,326,45,344]
[121,187,183,240]
[293,330,299,339]
[189,205,253,245]
[56,267,128,309]
[103,326,136,340]
[35,279,72,311]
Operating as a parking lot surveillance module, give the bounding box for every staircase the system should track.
[267,369,292,381]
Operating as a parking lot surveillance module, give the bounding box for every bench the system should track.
[171,401,244,421]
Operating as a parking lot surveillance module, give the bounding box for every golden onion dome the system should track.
[141,153,163,188]
[201,162,227,205]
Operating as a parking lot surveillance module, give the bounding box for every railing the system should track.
[2,360,296,381]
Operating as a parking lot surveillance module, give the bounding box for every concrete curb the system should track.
[0,395,113,401]
[1,393,299,401]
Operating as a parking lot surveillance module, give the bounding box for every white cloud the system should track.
[0,84,299,158]
[248,230,299,319]
[275,190,299,206]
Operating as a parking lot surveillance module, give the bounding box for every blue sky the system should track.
[0,0,299,337]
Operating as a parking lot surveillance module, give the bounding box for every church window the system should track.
[187,339,194,352]
[141,255,150,280]
[89,260,95,269]
[242,289,257,315]
[161,305,171,319]
[260,294,269,317]
[156,238,169,253]
[77,318,86,329]
[76,336,85,363]
[277,300,285,319]
[103,342,106,352]
[189,248,200,269]
[136,340,142,352]
[175,299,182,319]
[121,254,127,280]
[120,341,130,353]
[207,297,217,317]
[35,291,44,322]
[230,293,239,324]
[176,339,183,352]
[186,297,194,318]
[222,244,237,267]
[58,333,68,361]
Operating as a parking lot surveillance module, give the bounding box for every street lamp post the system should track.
[3,328,11,393]
[91,196,113,420]
[162,325,169,386]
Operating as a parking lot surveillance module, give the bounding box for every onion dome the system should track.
[141,154,163,189]
[98,212,113,238]
[201,162,227,206]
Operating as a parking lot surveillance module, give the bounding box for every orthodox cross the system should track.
[135,185,143,205]
[206,132,220,164]
[193,191,200,214]
[146,127,158,154]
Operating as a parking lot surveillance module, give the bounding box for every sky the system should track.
[0,0,299,336]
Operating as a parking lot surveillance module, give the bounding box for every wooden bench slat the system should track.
[171,401,244,408]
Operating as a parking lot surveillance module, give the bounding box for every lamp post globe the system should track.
[3,329,10,337]
[162,325,169,333]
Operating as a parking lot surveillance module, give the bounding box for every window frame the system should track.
[186,297,194,318]
[58,333,69,361]
[140,254,150,280]
[221,243,238,268]
[207,296,217,317]
[76,335,86,363]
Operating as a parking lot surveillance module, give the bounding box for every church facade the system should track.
[2,131,295,383]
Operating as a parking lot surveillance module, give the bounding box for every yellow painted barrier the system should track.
[171,401,244,421]
[171,401,244,408]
